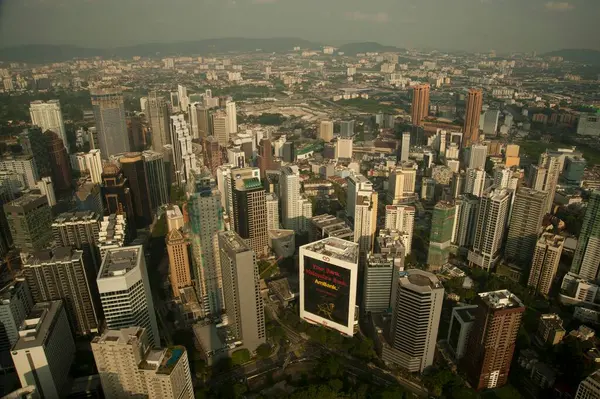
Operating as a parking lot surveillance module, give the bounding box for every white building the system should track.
[384,205,415,255]
[29,100,67,148]
[387,165,417,204]
[465,168,487,198]
[85,149,103,184]
[96,246,160,346]
[226,101,238,134]
[347,173,373,216]
[266,193,280,230]
[166,205,184,232]
[575,370,600,398]
[319,120,334,142]
[170,114,198,184]
[400,132,411,163]
[0,156,39,189]
[98,214,127,258]
[335,138,353,159]
[36,177,56,207]
[354,190,378,254]
[12,301,75,399]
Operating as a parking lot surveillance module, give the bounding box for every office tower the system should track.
[281,166,302,231]
[468,188,511,271]
[257,138,276,178]
[178,84,189,111]
[19,127,51,177]
[463,290,525,390]
[170,114,198,184]
[468,144,488,170]
[127,115,145,152]
[354,190,378,254]
[384,205,415,255]
[447,305,478,360]
[167,228,192,298]
[146,91,171,152]
[232,177,269,257]
[282,141,295,163]
[118,153,153,228]
[387,168,417,204]
[101,163,136,233]
[531,152,561,214]
[465,168,486,198]
[97,246,160,346]
[482,109,500,136]
[386,269,444,372]
[564,156,586,186]
[300,237,359,336]
[0,155,39,189]
[92,327,193,399]
[335,138,353,159]
[575,370,600,399]
[23,247,100,335]
[187,177,224,315]
[191,103,211,140]
[319,120,334,142]
[142,150,169,211]
[363,248,405,314]
[0,281,34,370]
[340,120,355,137]
[212,110,230,147]
[37,176,56,207]
[29,100,67,148]
[43,130,72,191]
[346,173,373,215]
[463,88,483,147]
[505,144,520,168]
[52,211,101,272]
[452,194,479,248]
[228,148,245,168]
[85,149,103,184]
[505,188,547,266]
[528,234,565,296]
[90,88,129,158]
[74,180,104,216]
[427,201,456,267]
[493,167,516,190]
[226,101,238,134]
[4,193,53,253]
[411,84,430,126]
[218,231,266,351]
[400,132,411,163]
[12,301,75,399]
[266,193,280,230]
[421,177,436,201]
[571,191,600,279]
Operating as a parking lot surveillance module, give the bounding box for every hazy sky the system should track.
[0,0,598,53]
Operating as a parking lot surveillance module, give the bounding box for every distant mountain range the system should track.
[337,42,403,55]
[543,49,600,65]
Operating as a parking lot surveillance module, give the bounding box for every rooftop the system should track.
[219,231,251,253]
[453,305,478,324]
[13,301,63,351]
[98,246,141,279]
[91,326,144,346]
[4,193,47,210]
[398,269,444,292]
[479,290,524,309]
[301,237,359,265]
[53,211,99,225]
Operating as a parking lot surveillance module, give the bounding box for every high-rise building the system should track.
[167,228,192,298]
[354,190,378,254]
[319,120,334,142]
[226,101,238,134]
[571,191,600,280]
[468,188,511,271]
[528,234,565,296]
[118,152,153,228]
[452,194,479,248]
[187,176,224,316]
[0,155,39,189]
[505,144,520,168]
[266,193,280,230]
[463,88,483,147]
[4,193,53,253]
[74,180,104,216]
[146,91,171,152]
[143,150,169,211]
[300,237,359,336]
[52,211,101,272]
[340,120,355,137]
[96,246,160,346]
[575,370,600,399]
[11,301,75,399]
[92,327,193,399]
[279,166,310,232]
[421,177,436,201]
[464,168,487,198]
[468,144,488,170]
[447,305,478,360]
[37,176,56,207]
[411,84,430,126]
[387,166,417,204]
[218,231,266,351]
[0,281,33,370]
[427,201,456,267]
[462,290,525,390]
[257,138,274,179]
[384,205,415,255]
[347,173,373,216]
[23,247,100,336]
[482,109,500,136]
[232,177,269,257]
[505,188,547,266]
[190,103,211,140]
[101,163,136,233]
[44,131,72,191]
[29,100,67,148]
[85,149,103,184]
[363,248,405,314]
[19,127,51,177]
[385,269,444,372]
[335,138,353,159]
[400,131,411,163]
[532,152,562,214]
[170,114,198,184]
[166,205,184,233]
[212,110,230,147]
[127,115,145,152]
[90,88,129,158]
[98,214,129,258]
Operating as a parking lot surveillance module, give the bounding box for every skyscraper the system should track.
[19,127,51,178]
[0,155,39,189]
[387,166,417,204]
[90,88,129,158]
[571,190,600,280]
[37,176,56,207]
[385,269,444,373]
[146,91,171,152]
[101,163,136,234]
[218,231,266,352]
[191,103,211,140]
[427,201,456,267]
[0,281,33,370]
[167,229,192,298]
[465,169,487,198]
[232,177,269,257]
[44,130,72,191]
[463,88,483,147]
[96,246,160,346]
[340,120,355,137]
[482,109,500,136]
[4,193,53,253]
[354,190,378,254]
[23,247,100,336]
[170,114,198,184]
[468,144,488,170]
[468,188,511,271]
[462,290,525,390]
[85,149,103,184]
[505,188,547,266]
[52,211,101,272]
[281,166,302,231]
[452,194,479,248]
[118,153,153,228]
[528,234,565,296]
[226,101,238,134]
[319,120,334,142]
[142,150,169,211]
[400,131,411,163]
[411,84,430,126]
[384,205,415,255]
[266,193,280,230]
[212,110,230,147]
[575,370,600,399]
[29,100,67,148]
[363,249,405,314]
[531,152,562,214]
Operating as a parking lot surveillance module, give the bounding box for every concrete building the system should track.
[4,193,53,253]
[98,214,128,258]
[118,152,154,228]
[468,144,488,170]
[363,249,405,314]
[575,370,600,398]
[335,138,353,159]
[411,84,430,126]
[384,270,444,372]
[462,290,525,390]
[447,305,478,360]
[92,327,193,399]
[421,178,436,201]
[0,155,39,189]
[90,88,129,159]
[281,166,302,231]
[101,164,136,234]
[531,152,562,214]
[340,120,355,137]
[452,194,479,248]
[505,188,547,266]
[143,150,169,211]
[266,193,280,231]
[427,201,456,267]
[85,149,103,184]
[354,190,378,255]
[347,173,373,217]
[571,191,600,280]
[165,205,184,233]
[96,246,160,347]
[577,113,600,137]
[308,214,354,242]
[387,166,417,204]
[319,120,334,142]
[226,101,238,134]
[146,91,171,153]
[463,89,483,147]
[36,177,56,207]
[482,109,500,136]
[167,229,192,298]
[19,127,51,178]
[465,168,487,198]
[528,234,565,296]
[23,247,100,336]
[52,211,101,271]
[232,177,268,257]
[384,205,415,255]
[0,281,33,370]
[29,100,67,147]
[212,110,230,147]
[536,314,566,346]
[400,131,411,163]
[44,131,71,191]
[218,231,266,352]
[170,114,198,184]
[12,301,75,399]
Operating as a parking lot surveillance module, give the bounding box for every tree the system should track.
[256,343,271,359]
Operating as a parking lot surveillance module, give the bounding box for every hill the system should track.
[337,42,403,55]
[544,49,600,64]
